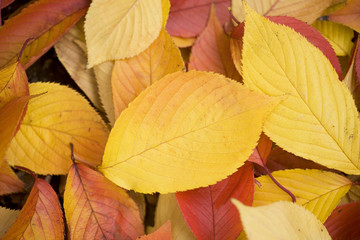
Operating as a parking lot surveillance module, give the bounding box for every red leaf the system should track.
[0,0,90,69]
[324,201,360,240]
[166,0,230,38]
[138,221,172,240]
[189,4,241,80]
[3,177,64,239]
[248,133,272,167]
[176,162,254,240]
[231,16,342,80]
[356,38,360,85]
[0,0,14,9]
[64,163,144,239]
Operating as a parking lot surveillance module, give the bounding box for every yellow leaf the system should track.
[232,0,332,24]
[111,29,184,119]
[171,36,196,48]
[242,4,360,174]
[312,20,354,56]
[94,61,115,125]
[147,193,196,240]
[232,200,331,240]
[85,0,163,67]
[54,18,102,110]
[253,169,352,222]
[162,0,170,28]
[0,207,20,238]
[100,70,280,193]
[6,82,109,174]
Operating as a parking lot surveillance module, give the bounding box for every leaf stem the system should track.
[228,8,240,25]
[14,165,37,179]
[18,38,34,62]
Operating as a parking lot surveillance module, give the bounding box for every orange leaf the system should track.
[189,4,241,81]
[138,221,172,240]
[166,0,230,38]
[111,29,184,119]
[0,161,24,195]
[0,0,14,9]
[64,163,144,239]
[0,96,31,161]
[328,0,360,32]
[3,177,64,239]
[0,0,90,69]
[176,162,254,240]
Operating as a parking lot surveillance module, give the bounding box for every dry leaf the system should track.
[0,207,20,238]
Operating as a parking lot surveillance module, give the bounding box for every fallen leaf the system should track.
[328,0,360,32]
[0,160,24,195]
[166,0,230,38]
[85,0,163,67]
[111,29,184,119]
[0,0,90,69]
[242,3,360,174]
[253,169,352,222]
[0,62,29,108]
[0,206,20,238]
[94,61,115,125]
[2,177,64,239]
[148,193,196,240]
[232,200,331,239]
[248,133,272,167]
[312,20,355,56]
[138,221,171,240]
[324,201,360,239]
[232,0,332,24]
[356,38,360,85]
[64,162,144,239]
[0,0,14,9]
[6,82,109,174]
[54,18,102,110]
[176,162,254,240]
[189,4,241,81]
[231,16,342,81]
[101,70,280,193]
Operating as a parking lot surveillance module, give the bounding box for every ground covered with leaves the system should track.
[0,0,360,239]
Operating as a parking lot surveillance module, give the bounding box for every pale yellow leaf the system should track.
[147,193,196,240]
[6,83,109,174]
[111,29,184,119]
[232,200,331,240]
[253,169,352,222]
[100,71,280,193]
[312,20,354,56]
[0,207,20,238]
[242,3,360,174]
[232,0,332,23]
[85,0,163,67]
[54,18,102,110]
[94,61,115,125]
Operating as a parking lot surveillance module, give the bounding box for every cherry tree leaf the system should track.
[0,160,24,195]
[0,0,90,69]
[54,18,102,110]
[189,4,241,81]
[176,162,254,240]
[64,163,144,239]
[0,207,20,238]
[85,0,163,67]
[2,177,64,239]
[101,70,280,193]
[324,201,360,239]
[232,200,331,239]
[328,0,360,32]
[242,3,360,174]
[232,0,332,24]
[312,20,354,57]
[253,169,352,222]
[111,29,184,119]
[166,0,230,38]
[6,82,109,174]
